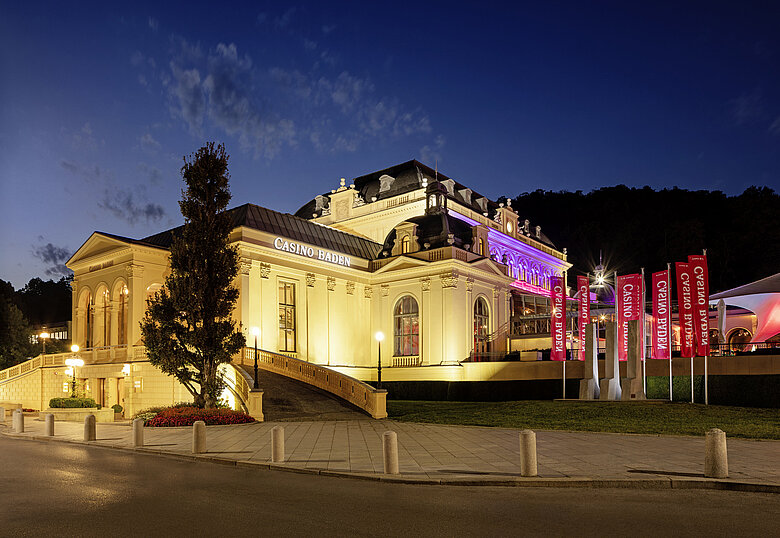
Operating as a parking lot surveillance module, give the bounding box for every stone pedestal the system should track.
[578,323,600,400]
[621,320,646,400]
[599,321,622,400]
[247,389,264,421]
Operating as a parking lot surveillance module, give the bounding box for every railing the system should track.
[238,347,387,419]
[392,356,422,367]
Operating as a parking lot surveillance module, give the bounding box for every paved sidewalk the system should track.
[3,417,779,489]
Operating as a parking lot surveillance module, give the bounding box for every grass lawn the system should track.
[387,400,780,439]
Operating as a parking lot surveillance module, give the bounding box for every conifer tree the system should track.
[141,143,245,408]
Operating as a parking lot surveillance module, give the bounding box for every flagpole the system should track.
[667,262,673,402]
[704,249,709,406]
[563,270,568,399]
[641,267,646,395]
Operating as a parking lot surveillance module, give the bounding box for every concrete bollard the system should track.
[704,428,728,478]
[192,420,206,454]
[83,414,96,441]
[13,409,24,433]
[45,413,55,436]
[519,430,538,477]
[0,406,5,423]
[132,418,144,447]
[382,431,399,475]
[271,426,285,463]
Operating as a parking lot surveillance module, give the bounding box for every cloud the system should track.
[70,122,100,150]
[32,243,72,277]
[729,89,764,125]
[322,24,336,35]
[148,17,159,31]
[139,132,161,151]
[60,160,109,182]
[138,162,163,184]
[99,188,165,225]
[420,135,446,165]
[274,7,297,28]
[769,116,780,135]
[161,39,433,157]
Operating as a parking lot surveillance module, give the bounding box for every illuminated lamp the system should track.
[375,331,384,389]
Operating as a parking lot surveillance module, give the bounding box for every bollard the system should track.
[271,426,285,463]
[704,428,728,478]
[192,420,206,454]
[0,406,5,423]
[45,413,55,436]
[14,409,24,433]
[83,414,96,441]
[382,431,399,475]
[519,430,538,477]
[132,418,144,447]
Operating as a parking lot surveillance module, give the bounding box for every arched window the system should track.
[400,235,410,254]
[473,297,490,355]
[102,290,110,347]
[394,296,419,356]
[84,292,93,349]
[477,238,484,256]
[118,285,128,345]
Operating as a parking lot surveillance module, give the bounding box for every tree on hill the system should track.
[141,143,245,408]
[0,296,34,370]
[511,185,780,293]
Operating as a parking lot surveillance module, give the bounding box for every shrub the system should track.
[144,406,255,427]
[111,404,123,414]
[49,397,97,408]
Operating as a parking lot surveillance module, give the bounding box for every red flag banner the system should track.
[688,254,710,357]
[577,275,589,360]
[617,274,642,361]
[675,262,695,358]
[652,269,671,359]
[550,275,566,361]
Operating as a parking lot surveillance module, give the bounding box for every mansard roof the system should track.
[129,203,383,261]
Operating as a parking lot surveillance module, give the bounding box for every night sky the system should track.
[2,1,779,288]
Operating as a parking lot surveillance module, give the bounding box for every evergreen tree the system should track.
[0,299,34,370]
[141,143,245,408]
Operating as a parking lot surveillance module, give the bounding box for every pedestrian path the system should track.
[3,417,779,488]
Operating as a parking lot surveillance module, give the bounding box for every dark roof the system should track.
[293,160,557,248]
[379,213,475,256]
[710,272,780,299]
[134,203,383,260]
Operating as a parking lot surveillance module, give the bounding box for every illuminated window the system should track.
[84,292,93,349]
[278,282,296,352]
[102,290,110,346]
[507,221,513,234]
[477,238,484,256]
[400,235,410,254]
[118,286,127,345]
[393,296,419,356]
[62,382,69,393]
[474,297,490,354]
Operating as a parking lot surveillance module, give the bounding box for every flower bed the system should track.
[141,406,255,427]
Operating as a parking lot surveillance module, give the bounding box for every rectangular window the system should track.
[278,282,296,352]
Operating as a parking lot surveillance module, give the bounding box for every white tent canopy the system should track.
[709,273,780,343]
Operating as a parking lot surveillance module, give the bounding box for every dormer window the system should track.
[400,235,410,254]
[506,221,513,234]
[428,194,437,209]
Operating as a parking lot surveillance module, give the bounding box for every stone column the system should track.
[599,321,622,400]
[578,323,600,399]
[621,320,646,400]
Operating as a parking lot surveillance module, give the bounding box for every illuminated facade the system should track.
[17,161,569,413]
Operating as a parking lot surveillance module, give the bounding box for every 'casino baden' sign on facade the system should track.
[273,237,352,267]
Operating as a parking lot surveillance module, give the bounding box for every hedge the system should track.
[49,397,98,409]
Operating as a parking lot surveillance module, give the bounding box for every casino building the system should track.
[1,161,571,415]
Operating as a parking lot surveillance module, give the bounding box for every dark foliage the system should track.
[14,276,72,326]
[141,143,245,409]
[512,185,780,292]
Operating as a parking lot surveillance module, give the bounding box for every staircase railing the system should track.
[237,348,387,419]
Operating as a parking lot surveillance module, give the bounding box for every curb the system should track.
[1,426,778,493]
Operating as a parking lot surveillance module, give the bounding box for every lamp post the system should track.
[375,331,385,389]
[39,331,49,354]
[65,344,84,398]
[251,326,260,389]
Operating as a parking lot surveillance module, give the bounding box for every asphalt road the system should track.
[1,437,778,537]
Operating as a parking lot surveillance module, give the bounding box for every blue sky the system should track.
[1,1,779,288]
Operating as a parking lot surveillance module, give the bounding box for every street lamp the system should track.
[65,344,84,397]
[375,331,385,389]
[251,326,260,389]
[39,331,50,354]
